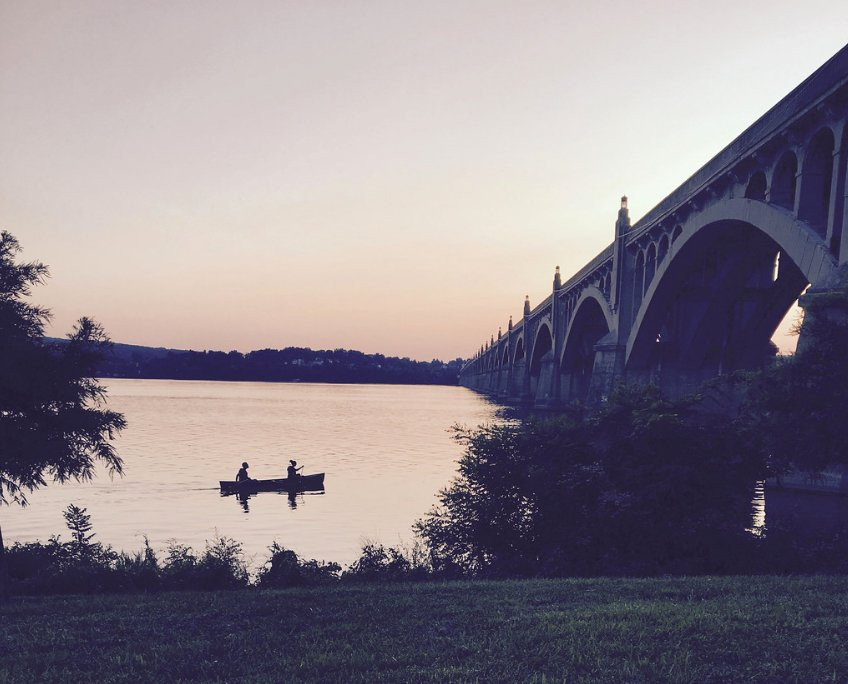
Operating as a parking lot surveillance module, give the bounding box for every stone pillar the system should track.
[792,168,803,217]
[825,147,842,255]
[839,141,848,265]
[521,296,532,401]
[610,196,630,315]
[593,197,630,399]
[797,265,848,354]
[550,266,563,403]
[506,316,514,398]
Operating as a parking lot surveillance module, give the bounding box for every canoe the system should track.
[219,473,325,493]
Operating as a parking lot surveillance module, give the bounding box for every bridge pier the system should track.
[587,336,625,405]
[797,265,848,354]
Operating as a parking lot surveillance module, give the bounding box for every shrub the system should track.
[256,542,340,588]
[341,541,431,583]
[160,536,249,590]
[417,385,765,578]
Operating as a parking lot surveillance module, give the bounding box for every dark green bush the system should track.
[341,542,431,583]
[416,385,766,578]
[256,543,340,588]
[160,537,248,590]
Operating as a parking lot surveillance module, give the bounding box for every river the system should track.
[2,379,502,567]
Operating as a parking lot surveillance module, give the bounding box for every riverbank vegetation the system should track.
[0,231,126,599]
[6,299,848,595]
[414,299,848,579]
[94,341,465,385]
[3,575,848,682]
[6,494,848,599]
[5,504,427,595]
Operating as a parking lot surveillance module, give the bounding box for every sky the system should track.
[2,1,847,361]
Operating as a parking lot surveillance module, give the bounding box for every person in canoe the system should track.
[287,459,303,481]
[236,461,251,483]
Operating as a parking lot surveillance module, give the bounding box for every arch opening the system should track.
[513,337,525,364]
[658,235,670,264]
[561,298,611,401]
[745,171,767,201]
[798,128,835,239]
[633,250,645,312]
[628,219,811,397]
[645,243,657,289]
[771,151,798,210]
[529,325,553,398]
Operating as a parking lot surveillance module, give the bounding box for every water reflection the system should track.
[748,481,766,535]
[219,487,326,513]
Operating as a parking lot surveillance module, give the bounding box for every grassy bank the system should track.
[2,575,848,682]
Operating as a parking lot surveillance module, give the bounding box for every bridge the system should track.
[461,43,848,406]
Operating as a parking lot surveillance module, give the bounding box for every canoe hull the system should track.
[219,473,325,493]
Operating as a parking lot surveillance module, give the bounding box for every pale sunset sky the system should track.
[2,1,847,360]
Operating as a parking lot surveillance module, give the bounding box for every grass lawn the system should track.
[2,575,848,682]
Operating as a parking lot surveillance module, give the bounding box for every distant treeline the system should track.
[91,341,465,385]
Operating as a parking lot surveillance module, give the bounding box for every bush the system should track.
[160,536,248,591]
[8,506,248,594]
[341,541,431,583]
[416,385,766,578]
[256,543,340,588]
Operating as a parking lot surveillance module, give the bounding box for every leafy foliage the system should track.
[7,509,250,595]
[256,542,341,588]
[341,541,431,582]
[417,385,765,577]
[159,537,249,590]
[62,504,96,560]
[0,231,126,507]
[743,306,848,474]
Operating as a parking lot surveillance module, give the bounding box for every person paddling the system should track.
[236,461,250,482]
[287,459,303,480]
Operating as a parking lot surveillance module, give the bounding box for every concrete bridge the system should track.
[461,44,848,406]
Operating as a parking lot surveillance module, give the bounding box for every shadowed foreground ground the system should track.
[2,576,847,682]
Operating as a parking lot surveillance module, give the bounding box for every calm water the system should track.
[2,379,501,567]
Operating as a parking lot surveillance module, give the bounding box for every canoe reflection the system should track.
[219,487,325,513]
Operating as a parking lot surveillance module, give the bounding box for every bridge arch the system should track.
[528,320,553,397]
[560,287,614,401]
[626,198,838,389]
[513,335,525,364]
[745,171,767,201]
[770,150,798,210]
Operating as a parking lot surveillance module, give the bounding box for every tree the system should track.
[0,231,126,598]
[417,386,765,578]
[743,296,848,475]
[62,504,96,562]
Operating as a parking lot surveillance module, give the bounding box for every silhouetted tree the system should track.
[63,504,96,561]
[0,231,125,599]
[744,298,848,475]
[417,386,764,577]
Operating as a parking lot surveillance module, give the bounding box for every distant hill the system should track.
[48,339,464,386]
